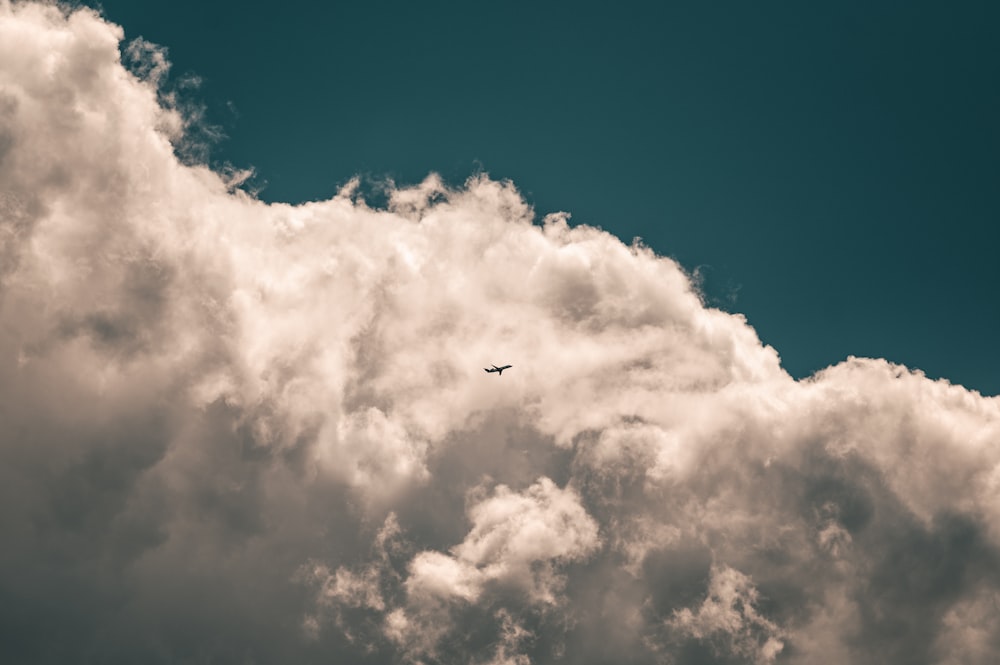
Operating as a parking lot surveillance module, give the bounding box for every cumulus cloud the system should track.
[1,2,1000,664]
[668,565,785,664]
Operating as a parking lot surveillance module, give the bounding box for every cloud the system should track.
[668,565,785,664]
[303,480,598,661]
[1,2,999,664]
[392,479,598,657]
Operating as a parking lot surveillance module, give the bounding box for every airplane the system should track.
[484,364,512,376]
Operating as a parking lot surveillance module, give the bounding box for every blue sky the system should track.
[88,0,1000,395]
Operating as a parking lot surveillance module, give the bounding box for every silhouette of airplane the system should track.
[484,364,512,376]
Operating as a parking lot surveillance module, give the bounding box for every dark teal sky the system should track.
[89,0,999,395]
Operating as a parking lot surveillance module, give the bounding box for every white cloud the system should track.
[2,3,1000,664]
[339,479,598,660]
[669,565,785,664]
[407,477,599,604]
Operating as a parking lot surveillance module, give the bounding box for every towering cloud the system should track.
[1,3,998,663]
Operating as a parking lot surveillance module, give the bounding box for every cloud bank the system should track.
[1,3,999,663]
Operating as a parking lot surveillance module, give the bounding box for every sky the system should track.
[1,2,999,665]
[87,0,1000,396]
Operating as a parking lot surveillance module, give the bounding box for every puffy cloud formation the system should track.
[1,3,999,664]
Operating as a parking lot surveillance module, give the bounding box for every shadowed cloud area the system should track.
[1,4,999,664]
